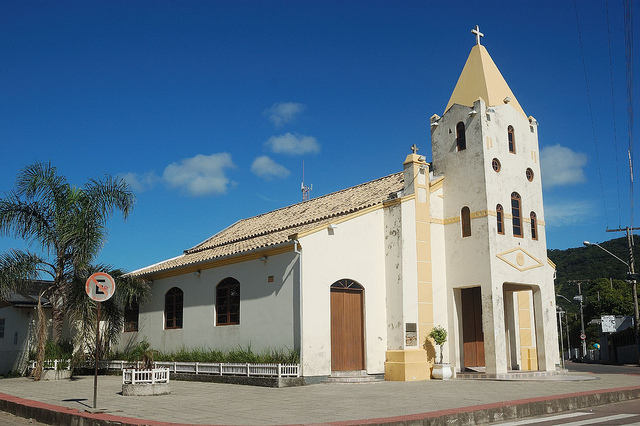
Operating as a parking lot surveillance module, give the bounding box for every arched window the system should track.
[508,125,516,153]
[124,299,139,332]
[456,122,466,151]
[216,277,240,325]
[461,206,471,237]
[530,212,538,240]
[496,204,504,235]
[511,192,522,237]
[331,279,364,290]
[165,287,183,329]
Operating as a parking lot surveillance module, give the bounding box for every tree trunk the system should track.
[51,284,65,344]
[33,297,47,381]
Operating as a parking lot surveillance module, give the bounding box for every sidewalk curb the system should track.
[2,386,640,426]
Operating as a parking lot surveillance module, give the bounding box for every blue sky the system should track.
[0,1,637,273]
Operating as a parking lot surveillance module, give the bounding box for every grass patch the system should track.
[112,342,299,364]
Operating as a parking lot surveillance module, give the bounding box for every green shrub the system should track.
[29,340,74,361]
[115,343,299,364]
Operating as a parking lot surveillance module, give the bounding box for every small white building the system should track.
[121,31,559,380]
[0,281,51,375]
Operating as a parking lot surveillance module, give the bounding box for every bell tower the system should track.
[428,27,558,375]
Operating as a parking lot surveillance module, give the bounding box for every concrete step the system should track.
[325,370,384,383]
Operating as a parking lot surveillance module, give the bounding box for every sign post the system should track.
[85,272,116,409]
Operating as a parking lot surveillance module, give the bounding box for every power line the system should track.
[624,0,634,231]
[573,0,609,227]
[606,0,622,228]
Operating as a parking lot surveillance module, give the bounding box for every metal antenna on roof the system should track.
[301,161,312,201]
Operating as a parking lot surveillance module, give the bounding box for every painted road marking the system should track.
[559,414,638,426]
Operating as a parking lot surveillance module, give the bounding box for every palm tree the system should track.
[0,162,137,379]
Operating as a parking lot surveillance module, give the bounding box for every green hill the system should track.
[548,235,637,347]
[550,235,635,300]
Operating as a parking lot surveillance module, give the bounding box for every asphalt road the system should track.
[496,398,640,425]
[564,360,640,375]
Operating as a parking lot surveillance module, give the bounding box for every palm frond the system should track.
[0,193,54,250]
[0,249,47,297]
[15,162,69,209]
[85,175,135,221]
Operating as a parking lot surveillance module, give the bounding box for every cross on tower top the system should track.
[410,144,419,154]
[471,25,484,45]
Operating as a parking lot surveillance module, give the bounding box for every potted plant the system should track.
[122,341,170,396]
[428,325,452,380]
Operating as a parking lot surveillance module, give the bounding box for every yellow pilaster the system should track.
[387,151,434,381]
[517,291,538,370]
[385,349,431,381]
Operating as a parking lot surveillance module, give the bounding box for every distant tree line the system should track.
[549,236,636,350]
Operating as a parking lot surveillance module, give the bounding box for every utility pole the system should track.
[568,280,589,358]
[556,294,573,359]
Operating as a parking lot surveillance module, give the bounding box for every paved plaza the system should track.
[1,371,640,425]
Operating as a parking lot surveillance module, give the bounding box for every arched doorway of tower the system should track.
[330,279,365,371]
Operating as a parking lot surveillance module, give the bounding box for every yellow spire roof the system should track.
[445,44,526,117]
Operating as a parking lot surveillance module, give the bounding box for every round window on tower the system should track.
[492,158,501,172]
[526,168,534,182]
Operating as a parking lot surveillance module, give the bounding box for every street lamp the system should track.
[559,285,587,358]
[583,241,640,344]
[556,294,572,360]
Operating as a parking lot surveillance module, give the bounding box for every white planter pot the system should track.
[431,363,452,380]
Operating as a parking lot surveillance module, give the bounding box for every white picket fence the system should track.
[123,368,169,385]
[30,359,300,378]
[28,360,71,371]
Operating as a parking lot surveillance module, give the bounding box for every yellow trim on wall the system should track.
[429,177,444,192]
[431,208,545,230]
[297,192,419,240]
[496,247,544,272]
[147,244,296,280]
[470,210,488,219]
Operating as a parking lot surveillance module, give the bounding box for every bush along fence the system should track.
[29,359,300,378]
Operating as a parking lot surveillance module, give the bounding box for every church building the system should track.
[121,28,559,380]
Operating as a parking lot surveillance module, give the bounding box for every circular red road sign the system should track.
[85,272,116,302]
[580,333,587,340]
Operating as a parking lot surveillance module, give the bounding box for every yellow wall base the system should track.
[384,349,431,381]
[520,348,538,371]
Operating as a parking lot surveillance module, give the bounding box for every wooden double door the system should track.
[330,280,365,371]
[461,287,485,368]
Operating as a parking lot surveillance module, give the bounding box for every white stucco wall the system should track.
[430,98,558,374]
[118,251,299,356]
[0,306,34,374]
[0,305,69,375]
[299,208,388,377]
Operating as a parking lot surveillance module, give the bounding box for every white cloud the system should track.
[543,199,595,227]
[118,172,159,192]
[264,102,305,127]
[162,153,236,196]
[540,144,588,188]
[266,132,320,155]
[251,156,290,180]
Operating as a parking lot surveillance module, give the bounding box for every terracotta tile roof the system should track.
[132,172,404,277]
